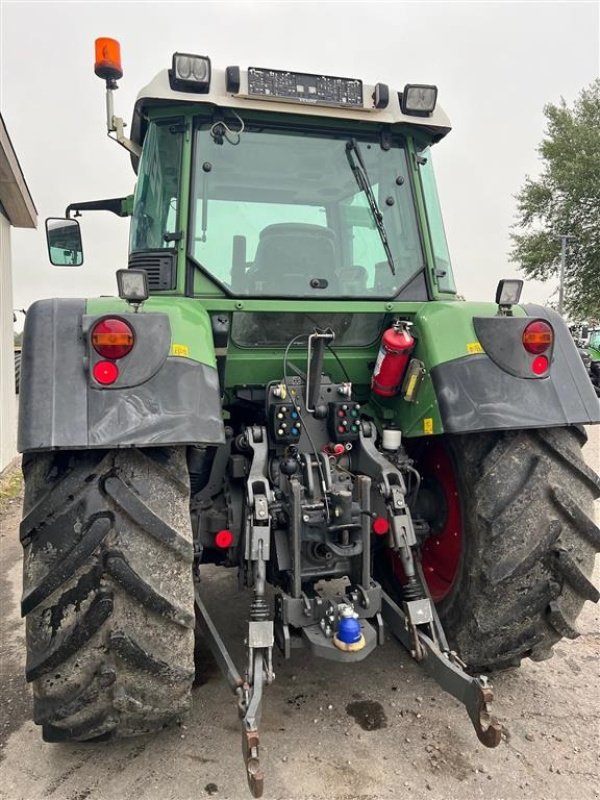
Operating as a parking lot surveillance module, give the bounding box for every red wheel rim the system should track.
[390,440,462,602]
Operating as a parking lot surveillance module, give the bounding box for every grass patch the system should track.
[0,464,23,509]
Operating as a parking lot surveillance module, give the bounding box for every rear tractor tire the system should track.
[386,427,600,671]
[20,447,196,741]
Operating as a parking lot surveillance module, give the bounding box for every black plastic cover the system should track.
[83,312,171,389]
[226,66,241,93]
[473,314,553,378]
[373,83,389,109]
[431,305,600,434]
[87,358,224,447]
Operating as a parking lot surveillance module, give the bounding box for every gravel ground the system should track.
[0,429,598,800]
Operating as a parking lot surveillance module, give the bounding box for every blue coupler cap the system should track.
[337,615,362,645]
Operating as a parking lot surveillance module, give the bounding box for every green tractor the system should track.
[588,330,600,394]
[571,323,600,397]
[18,39,600,796]
[583,328,600,396]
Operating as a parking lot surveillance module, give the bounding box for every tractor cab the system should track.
[124,53,455,306]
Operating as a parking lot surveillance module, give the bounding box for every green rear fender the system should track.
[393,301,599,437]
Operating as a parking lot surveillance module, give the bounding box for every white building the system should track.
[1,114,37,472]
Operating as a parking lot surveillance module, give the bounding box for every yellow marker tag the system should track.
[467,341,484,354]
[423,417,434,435]
[171,343,189,357]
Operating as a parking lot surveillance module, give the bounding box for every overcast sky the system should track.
[2,0,599,316]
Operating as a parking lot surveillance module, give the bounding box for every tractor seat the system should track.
[339,265,368,294]
[250,223,339,293]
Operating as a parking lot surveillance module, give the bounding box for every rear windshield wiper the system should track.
[345,139,396,276]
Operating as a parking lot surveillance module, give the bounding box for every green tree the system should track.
[510,80,600,319]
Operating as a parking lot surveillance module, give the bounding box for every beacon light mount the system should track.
[94,37,141,158]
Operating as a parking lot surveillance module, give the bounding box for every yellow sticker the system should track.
[467,341,484,354]
[171,343,189,357]
[423,417,434,435]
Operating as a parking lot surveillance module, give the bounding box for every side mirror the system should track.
[45,218,84,266]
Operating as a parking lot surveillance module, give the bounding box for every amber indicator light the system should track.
[522,320,553,355]
[91,318,134,359]
[94,37,123,81]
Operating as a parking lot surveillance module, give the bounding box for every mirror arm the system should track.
[66,197,132,219]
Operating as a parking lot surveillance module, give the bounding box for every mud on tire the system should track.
[20,447,195,741]
[436,427,600,671]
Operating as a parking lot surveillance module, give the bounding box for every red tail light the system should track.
[91,318,134,359]
[372,517,390,536]
[93,360,119,385]
[522,321,553,354]
[215,529,234,549]
[531,355,549,375]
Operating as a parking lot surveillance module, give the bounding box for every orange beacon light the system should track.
[94,38,123,81]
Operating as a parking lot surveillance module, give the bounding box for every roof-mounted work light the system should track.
[170,53,211,93]
[401,84,438,116]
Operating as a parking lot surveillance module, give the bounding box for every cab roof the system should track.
[131,66,452,151]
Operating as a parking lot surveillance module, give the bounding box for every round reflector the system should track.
[215,529,234,549]
[522,321,553,354]
[91,318,134,359]
[372,517,390,536]
[93,360,119,385]
[531,355,549,375]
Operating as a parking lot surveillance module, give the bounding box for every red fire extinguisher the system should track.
[371,321,415,397]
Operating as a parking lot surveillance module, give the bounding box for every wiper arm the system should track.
[345,138,396,276]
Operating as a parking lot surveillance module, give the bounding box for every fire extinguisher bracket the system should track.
[371,321,416,398]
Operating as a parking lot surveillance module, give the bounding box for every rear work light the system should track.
[522,320,553,354]
[91,318,134,359]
